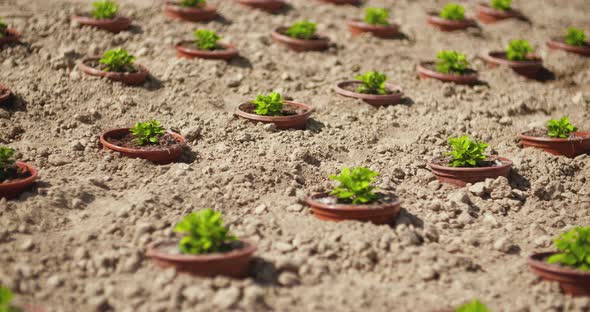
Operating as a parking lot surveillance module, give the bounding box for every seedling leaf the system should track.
[252,91,284,116]
[91,0,119,19]
[565,27,587,46]
[506,39,533,61]
[0,19,7,38]
[456,299,490,312]
[194,29,221,51]
[439,3,465,20]
[173,209,237,254]
[180,0,206,7]
[329,167,379,204]
[99,48,136,72]
[0,286,15,312]
[436,50,469,74]
[355,71,388,95]
[490,0,511,11]
[547,227,590,271]
[446,136,488,167]
[285,21,317,40]
[546,117,577,139]
[364,8,389,26]
[130,120,166,146]
[0,147,16,182]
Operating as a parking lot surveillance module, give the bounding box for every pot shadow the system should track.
[515,13,532,25]
[228,56,252,69]
[141,75,164,91]
[275,3,294,15]
[306,118,325,133]
[398,97,414,107]
[379,31,411,41]
[528,67,556,82]
[214,14,232,26]
[393,208,424,229]
[509,169,531,191]
[471,80,490,87]
[178,147,200,164]
[250,257,279,286]
[128,24,144,34]
[1,93,28,113]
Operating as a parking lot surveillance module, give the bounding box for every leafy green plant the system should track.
[130,120,166,146]
[0,19,7,38]
[364,8,390,26]
[174,209,237,254]
[180,0,206,7]
[0,286,17,312]
[456,299,490,312]
[436,50,469,74]
[446,136,488,167]
[0,147,16,182]
[565,27,587,46]
[439,3,465,21]
[91,0,119,19]
[490,0,511,11]
[547,117,577,139]
[329,167,379,204]
[355,71,388,95]
[285,21,317,40]
[99,48,135,72]
[194,29,220,51]
[547,227,590,271]
[506,39,533,61]
[252,91,284,116]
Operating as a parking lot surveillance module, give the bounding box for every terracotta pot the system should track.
[100,128,186,164]
[271,27,330,52]
[147,240,256,278]
[520,131,590,158]
[71,15,131,33]
[528,252,590,297]
[79,57,149,85]
[175,41,239,60]
[547,37,590,57]
[417,61,479,85]
[235,0,285,13]
[164,2,217,22]
[235,101,313,130]
[426,12,476,32]
[0,84,13,105]
[305,193,402,224]
[318,0,359,5]
[476,3,520,24]
[347,19,399,38]
[0,162,38,199]
[334,81,403,106]
[0,28,20,45]
[428,156,513,187]
[482,51,543,79]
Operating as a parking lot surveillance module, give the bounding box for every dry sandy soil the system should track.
[1,0,590,311]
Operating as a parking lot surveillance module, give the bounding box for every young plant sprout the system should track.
[456,299,490,312]
[506,39,533,61]
[252,92,284,116]
[180,0,206,7]
[490,0,511,11]
[547,117,577,139]
[99,48,136,72]
[565,27,587,46]
[546,227,590,271]
[130,120,166,146]
[330,167,379,204]
[439,3,465,21]
[174,209,237,254]
[0,286,16,312]
[364,8,390,26]
[355,71,388,95]
[285,21,317,40]
[0,19,7,38]
[194,29,220,51]
[446,136,488,167]
[91,0,119,19]
[0,147,16,183]
[436,50,469,74]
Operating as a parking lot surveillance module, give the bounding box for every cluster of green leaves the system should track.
[355,71,388,95]
[506,39,533,61]
[547,117,577,139]
[456,299,490,312]
[0,286,17,312]
[91,0,119,19]
[194,29,220,51]
[490,0,511,11]
[180,0,206,7]
[252,91,284,116]
[174,209,237,254]
[99,48,135,72]
[285,21,317,40]
[330,167,379,204]
[130,120,165,146]
[565,27,587,46]
[439,3,465,21]
[364,8,390,26]
[0,147,16,182]
[547,227,590,271]
[436,50,469,74]
[446,136,488,167]
[0,19,7,38]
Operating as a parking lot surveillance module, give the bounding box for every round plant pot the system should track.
[0,162,38,199]
[428,156,513,187]
[235,0,285,13]
[271,27,330,52]
[100,128,187,164]
[175,41,239,60]
[235,101,313,130]
[0,29,20,45]
[318,0,359,5]
[305,193,402,224]
[347,19,399,38]
[520,131,590,158]
[164,2,217,22]
[71,15,131,33]
[0,84,13,105]
[79,57,149,86]
[426,12,475,32]
[147,240,256,278]
[528,252,590,297]
[476,3,520,24]
[546,37,590,57]
[334,81,403,106]
[417,61,479,85]
[482,51,543,79]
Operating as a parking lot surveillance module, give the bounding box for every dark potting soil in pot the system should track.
[341,82,400,95]
[522,128,588,139]
[159,240,245,256]
[84,59,140,74]
[106,133,184,151]
[0,164,32,184]
[430,155,506,168]
[422,62,478,77]
[178,41,226,52]
[278,29,325,42]
[314,192,398,206]
[240,102,306,116]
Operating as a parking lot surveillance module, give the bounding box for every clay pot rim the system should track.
[164,1,217,13]
[476,3,520,17]
[334,80,403,100]
[529,252,590,277]
[305,192,402,211]
[426,11,476,26]
[0,84,12,102]
[79,57,149,76]
[484,51,543,67]
[71,14,131,24]
[235,101,314,122]
[271,27,330,45]
[2,28,20,39]
[347,19,399,30]
[0,162,38,188]
[427,156,513,173]
[520,131,590,143]
[147,240,257,262]
[547,37,590,53]
[175,41,238,56]
[99,128,187,155]
[418,61,479,80]
[237,0,285,4]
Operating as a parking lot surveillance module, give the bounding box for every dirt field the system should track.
[1,0,590,311]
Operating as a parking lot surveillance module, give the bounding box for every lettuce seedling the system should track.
[490,0,511,11]
[456,299,490,312]
[439,3,465,21]
[0,286,17,312]
[565,27,587,46]
[130,120,166,146]
[364,8,390,26]
[180,0,206,7]
[547,227,590,271]
[0,147,16,182]
[436,50,469,74]
[547,117,577,139]
[194,29,220,51]
[506,39,533,61]
[174,208,237,254]
[252,91,284,116]
[91,0,119,19]
[330,167,379,204]
[99,48,135,72]
[446,136,488,167]
[0,19,7,38]
[285,21,317,40]
[355,71,388,95]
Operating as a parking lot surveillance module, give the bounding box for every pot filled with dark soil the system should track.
[235,0,285,13]
[176,29,238,60]
[476,1,520,24]
[426,3,475,32]
[520,117,590,158]
[0,84,13,105]
[71,1,131,33]
[347,8,399,38]
[79,48,149,85]
[272,21,330,52]
[0,147,38,199]
[418,51,479,84]
[0,22,20,46]
[335,71,403,106]
[483,39,542,79]
[235,92,313,130]
[164,1,217,22]
[547,27,590,57]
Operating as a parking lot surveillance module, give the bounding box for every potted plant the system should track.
[547,27,590,56]
[520,117,590,158]
[305,167,401,224]
[71,0,131,33]
[235,0,286,13]
[428,135,512,187]
[147,209,257,278]
[79,48,149,85]
[0,147,38,199]
[427,3,476,32]
[418,50,479,84]
[347,8,399,39]
[335,71,404,106]
[0,84,13,105]
[235,91,313,130]
[100,120,187,164]
[483,39,543,78]
[164,0,217,23]
[528,227,590,296]
[0,18,20,45]
[271,21,330,52]
[476,0,520,24]
[176,29,239,60]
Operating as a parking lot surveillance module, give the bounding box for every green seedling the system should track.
[0,19,7,38]
[547,227,590,271]
[565,27,587,46]
[456,299,491,312]
[252,91,284,116]
[180,0,206,7]
[174,209,237,254]
[547,117,577,139]
[355,71,388,95]
[506,39,533,61]
[490,0,511,11]
[364,8,390,26]
[130,120,166,146]
[446,136,488,167]
[0,286,17,312]
[436,50,469,74]
[439,3,465,21]
[0,147,16,182]
[99,48,135,72]
[91,0,119,19]
[330,167,379,204]
[285,21,317,40]
[194,29,220,51]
